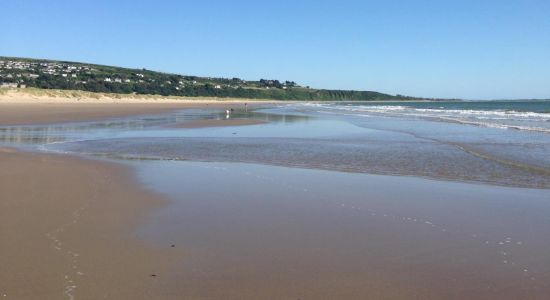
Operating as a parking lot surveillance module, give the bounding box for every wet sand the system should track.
[0,101,260,299]
[0,103,262,126]
[0,149,183,299]
[2,100,549,299]
[137,161,550,300]
[171,118,267,128]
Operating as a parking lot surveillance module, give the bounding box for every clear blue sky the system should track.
[1,0,549,99]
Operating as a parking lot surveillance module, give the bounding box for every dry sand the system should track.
[0,87,281,104]
[0,88,281,126]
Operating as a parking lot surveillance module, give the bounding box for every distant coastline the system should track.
[0,56,428,101]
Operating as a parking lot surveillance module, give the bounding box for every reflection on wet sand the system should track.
[0,108,310,145]
[136,161,550,299]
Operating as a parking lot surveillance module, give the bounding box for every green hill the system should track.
[0,56,420,101]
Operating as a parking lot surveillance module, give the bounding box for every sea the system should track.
[303,100,550,133]
[1,100,549,188]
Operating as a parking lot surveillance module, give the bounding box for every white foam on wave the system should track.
[297,103,550,133]
[414,108,549,120]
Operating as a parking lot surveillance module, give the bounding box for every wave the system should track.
[297,103,550,133]
[436,117,550,133]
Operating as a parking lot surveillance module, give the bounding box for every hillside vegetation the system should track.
[0,57,420,101]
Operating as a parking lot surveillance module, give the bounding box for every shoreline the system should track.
[0,87,284,125]
[0,102,253,299]
[3,100,549,299]
[0,102,252,126]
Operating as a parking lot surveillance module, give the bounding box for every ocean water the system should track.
[1,101,549,188]
[298,100,550,133]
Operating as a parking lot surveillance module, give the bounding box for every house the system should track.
[104,78,112,82]
[214,85,222,89]
[0,83,19,88]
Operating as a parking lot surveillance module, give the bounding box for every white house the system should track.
[1,83,19,88]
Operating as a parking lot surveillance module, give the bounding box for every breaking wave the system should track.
[300,103,550,133]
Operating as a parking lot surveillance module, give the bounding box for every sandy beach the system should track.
[0,94,265,299]
[3,1,547,298]
[0,148,186,299]
[0,88,280,125]
[1,92,549,299]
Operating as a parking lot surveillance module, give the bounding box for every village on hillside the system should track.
[0,58,297,91]
[0,59,96,89]
[0,57,404,101]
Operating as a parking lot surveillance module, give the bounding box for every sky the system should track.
[1,0,549,99]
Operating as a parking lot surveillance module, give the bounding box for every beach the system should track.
[1,93,549,299]
[0,88,279,125]
[3,1,548,298]
[135,161,550,299]
[0,94,268,299]
[0,149,178,299]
